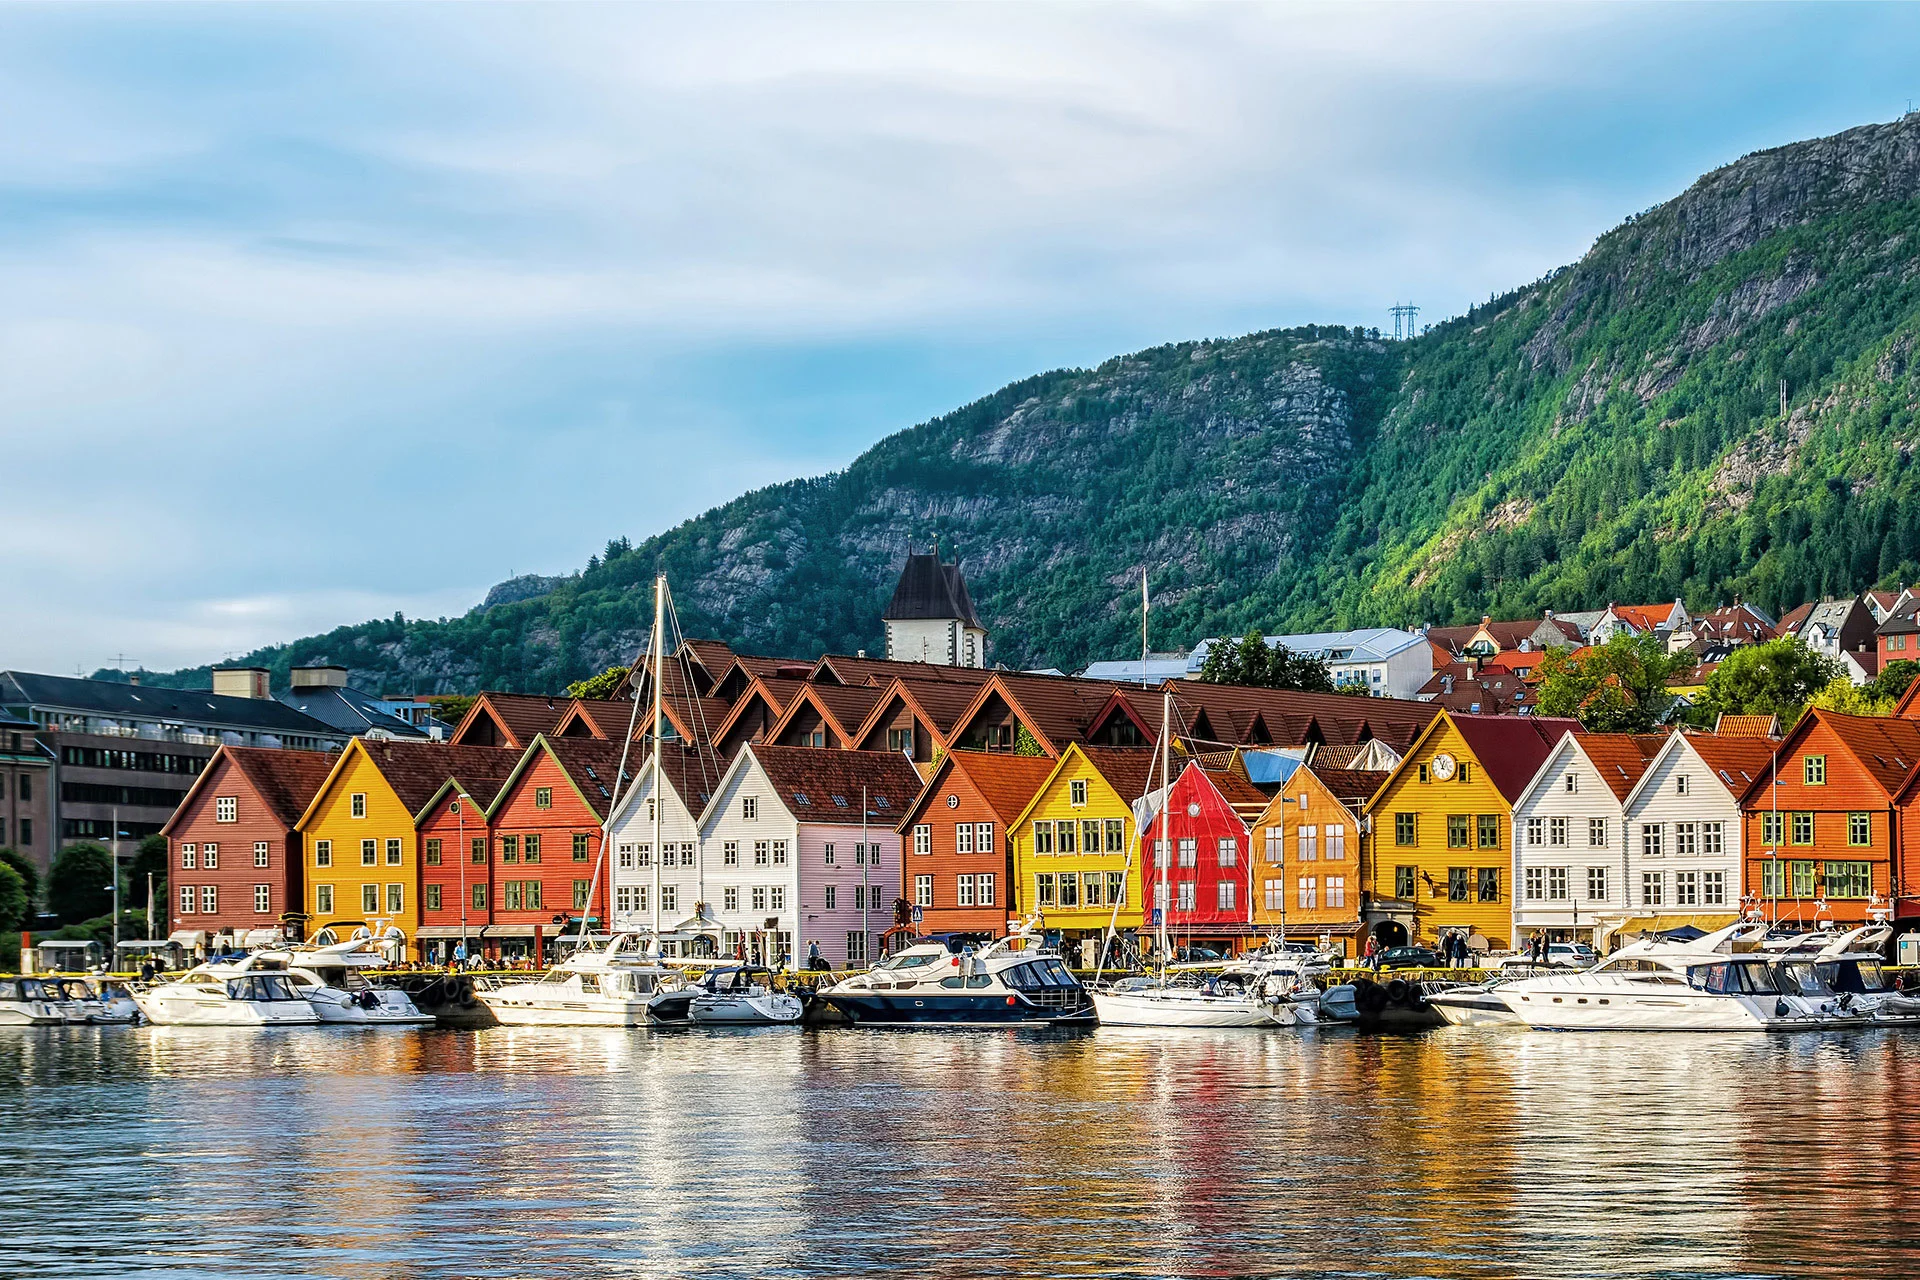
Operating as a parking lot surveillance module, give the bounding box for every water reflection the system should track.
[1,1024,1917,1276]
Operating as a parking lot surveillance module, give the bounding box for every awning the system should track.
[1363,899,1420,922]
[416,926,481,939]
[1595,913,1737,952]
[168,929,211,946]
[481,925,537,939]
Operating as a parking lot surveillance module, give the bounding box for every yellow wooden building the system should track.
[295,739,519,958]
[1007,744,1156,945]
[1362,712,1579,952]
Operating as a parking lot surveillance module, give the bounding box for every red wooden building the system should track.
[893,750,1055,939]
[162,746,336,956]
[483,734,631,963]
[1736,708,1920,927]
[414,753,522,964]
[1138,759,1269,954]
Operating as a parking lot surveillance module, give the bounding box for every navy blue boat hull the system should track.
[821,992,1096,1025]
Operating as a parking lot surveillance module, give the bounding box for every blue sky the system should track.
[7,3,1919,675]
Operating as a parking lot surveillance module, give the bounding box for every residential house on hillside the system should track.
[1874,594,1920,672]
[162,745,336,956]
[1417,664,1535,716]
[1425,615,1581,658]
[1588,601,1691,645]
[1510,733,1665,948]
[1181,629,1435,700]
[1667,604,1776,656]
[894,751,1055,940]
[1363,712,1579,952]
[1780,595,1880,674]
[1249,764,1389,957]
[1615,731,1778,946]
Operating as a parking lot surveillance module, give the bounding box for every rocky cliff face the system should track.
[141,114,1920,694]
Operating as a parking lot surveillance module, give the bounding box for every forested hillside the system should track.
[132,116,1920,695]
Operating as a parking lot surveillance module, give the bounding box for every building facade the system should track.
[1008,744,1154,950]
[882,551,988,668]
[1510,733,1663,947]
[894,750,1054,939]
[1248,763,1387,957]
[0,711,52,869]
[1136,761,1262,955]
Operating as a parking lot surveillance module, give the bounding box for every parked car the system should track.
[1375,946,1443,970]
[1495,944,1596,971]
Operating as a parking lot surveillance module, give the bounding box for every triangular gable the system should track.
[481,734,627,823]
[1894,675,1920,721]
[764,683,870,749]
[294,737,380,830]
[448,695,519,748]
[1008,742,1096,833]
[851,679,950,754]
[948,675,1062,757]
[161,744,236,838]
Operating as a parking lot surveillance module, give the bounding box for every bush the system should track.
[0,847,38,909]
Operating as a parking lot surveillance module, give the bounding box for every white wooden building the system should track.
[1511,732,1665,946]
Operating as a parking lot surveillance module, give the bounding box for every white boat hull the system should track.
[477,993,653,1027]
[132,994,319,1027]
[688,992,803,1025]
[0,1004,65,1026]
[305,990,436,1026]
[1092,989,1293,1028]
[1428,988,1524,1027]
[1504,988,1824,1032]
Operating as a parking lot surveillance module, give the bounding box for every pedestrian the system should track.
[140,959,156,983]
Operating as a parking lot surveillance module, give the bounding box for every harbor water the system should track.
[3,1024,1917,1277]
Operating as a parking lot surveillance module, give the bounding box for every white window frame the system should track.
[215,795,238,823]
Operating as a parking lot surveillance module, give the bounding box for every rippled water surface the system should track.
[3,1023,1918,1277]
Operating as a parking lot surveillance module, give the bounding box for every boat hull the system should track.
[688,993,803,1025]
[1428,989,1524,1027]
[821,993,1096,1026]
[131,995,319,1027]
[476,993,653,1027]
[1504,988,1834,1032]
[1091,990,1292,1028]
[0,1004,65,1026]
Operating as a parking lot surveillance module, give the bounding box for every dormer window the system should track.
[1070,780,1088,807]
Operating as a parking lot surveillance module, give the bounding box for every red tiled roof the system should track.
[1576,732,1668,800]
[1608,603,1678,631]
[747,744,926,822]
[1814,711,1920,797]
[221,747,339,827]
[1445,713,1581,803]
[931,751,1058,826]
[1152,682,1438,752]
[1713,714,1780,739]
[1777,602,1817,636]
[811,654,992,689]
[1681,733,1781,798]
[449,691,572,748]
[1309,766,1394,804]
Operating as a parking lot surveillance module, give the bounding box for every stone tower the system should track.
[882,551,987,668]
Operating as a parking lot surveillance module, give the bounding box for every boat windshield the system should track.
[1816,959,1888,993]
[225,975,304,1002]
[1776,962,1836,997]
[877,952,942,971]
[1687,962,1783,995]
[1001,960,1079,991]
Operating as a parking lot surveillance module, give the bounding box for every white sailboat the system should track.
[1091,687,1293,1030]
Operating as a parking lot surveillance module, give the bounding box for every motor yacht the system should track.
[477,932,688,1027]
[0,978,68,1026]
[131,964,320,1027]
[63,977,140,1024]
[1497,921,1857,1031]
[821,927,1095,1026]
[35,977,108,1024]
[1427,977,1526,1026]
[252,938,434,1026]
[686,966,804,1025]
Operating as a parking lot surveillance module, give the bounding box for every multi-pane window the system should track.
[1326,825,1346,860]
[1527,818,1544,847]
[754,841,770,866]
[1849,813,1872,846]
[724,841,740,866]
[742,796,758,820]
[425,839,442,866]
[1447,867,1470,902]
[846,931,869,964]
[1524,867,1544,901]
[350,793,367,819]
[1057,822,1077,855]
[630,885,646,913]
[1826,861,1873,898]
[772,840,788,866]
[1703,871,1726,905]
[1675,871,1698,906]
[534,787,552,809]
[1589,818,1608,847]
[215,796,237,823]
[1548,817,1568,847]
[980,873,998,906]
[254,884,271,913]
[1326,877,1346,908]
[954,876,971,907]
[315,840,332,868]
[1176,882,1196,911]
[1761,861,1786,897]
[1478,816,1500,850]
[1762,812,1784,847]
[573,880,590,910]
[752,886,768,912]
[1477,868,1499,903]
[523,835,541,864]
[1395,866,1417,899]
[1395,813,1417,846]
[823,843,836,867]
[1264,878,1285,911]
[1563,773,1578,794]
[1082,819,1102,856]
[1032,823,1053,855]
[1547,866,1568,900]
[1675,775,1690,796]
[1059,873,1079,907]
[202,843,218,869]
[664,885,681,913]
[1447,815,1470,849]
[1216,881,1236,911]
[1791,812,1814,845]
[386,884,403,914]
[178,885,195,914]
[472,838,487,864]
[361,839,378,866]
[980,822,998,853]
[1069,780,1088,807]
[723,887,739,912]
[1587,866,1608,900]
[1702,823,1723,856]
[1298,827,1319,861]
[181,844,197,870]
[1216,837,1238,867]
[1673,823,1697,858]
[1804,756,1827,786]
[316,885,334,915]
[425,884,442,911]
[955,823,973,854]
[362,884,380,913]
[1297,877,1317,910]
[1641,825,1663,859]
[1035,873,1056,907]
[1178,838,1197,867]
[574,833,591,861]
[1104,819,1125,852]
[910,876,931,909]
[1642,872,1663,906]
[1083,873,1103,908]
[632,842,650,867]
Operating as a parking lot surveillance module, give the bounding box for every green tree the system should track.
[565,666,630,700]
[1534,633,1682,732]
[47,843,115,925]
[0,862,26,933]
[129,834,168,916]
[1807,676,1890,717]
[1699,638,1843,726]
[0,847,40,910]
[1197,631,1336,692]
[1866,658,1920,705]
[1013,724,1046,757]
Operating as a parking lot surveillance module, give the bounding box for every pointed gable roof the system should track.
[1713,713,1782,738]
[746,743,925,823]
[163,745,339,837]
[1672,732,1781,802]
[1154,681,1439,753]
[1568,732,1669,801]
[810,653,992,689]
[296,738,525,828]
[766,682,885,749]
[948,672,1123,756]
[448,691,572,749]
[883,552,983,628]
[1739,708,1920,807]
[486,735,632,821]
[1435,712,1582,803]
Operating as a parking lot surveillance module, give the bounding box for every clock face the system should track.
[1431,753,1457,780]
[1186,802,1201,817]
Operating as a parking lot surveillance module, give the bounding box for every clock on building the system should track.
[1430,753,1457,781]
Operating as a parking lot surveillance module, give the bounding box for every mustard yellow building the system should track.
[1363,712,1578,951]
[1008,745,1155,943]
[1249,762,1390,957]
[295,739,520,957]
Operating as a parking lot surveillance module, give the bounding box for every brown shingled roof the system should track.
[448,691,572,748]
[1576,732,1669,801]
[165,745,341,838]
[1309,766,1393,805]
[1680,732,1781,799]
[949,672,1126,755]
[896,749,1057,833]
[1157,682,1439,752]
[1443,713,1582,803]
[1713,713,1781,739]
[810,654,993,689]
[329,739,525,820]
[747,744,926,822]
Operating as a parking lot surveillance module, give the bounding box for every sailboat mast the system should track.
[1157,689,1172,968]
[651,574,666,939]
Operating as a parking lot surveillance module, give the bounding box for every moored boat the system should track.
[132,965,320,1027]
[0,978,68,1026]
[821,927,1094,1026]
[1427,979,1524,1026]
[477,932,688,1027]
[1092,973,1294,1028]
[254,937,435,1026]
[687,966,803,1025]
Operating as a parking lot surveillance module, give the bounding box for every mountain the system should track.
[133,116,1920,694]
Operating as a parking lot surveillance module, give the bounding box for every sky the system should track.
[6,2,1920,676]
